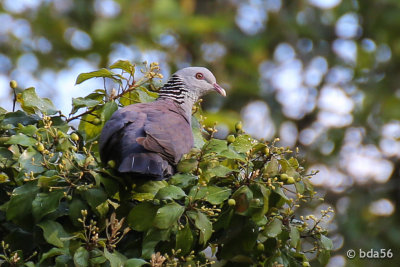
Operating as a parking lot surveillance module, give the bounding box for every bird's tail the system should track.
[117,153,173,180]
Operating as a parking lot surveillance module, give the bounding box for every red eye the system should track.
[195,73,204,79]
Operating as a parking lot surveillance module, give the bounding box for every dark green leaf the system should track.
[193,211,212,245]
[74,247,89,267]
[127,202,159,232]
[5,133,36,146]
[142,229,171,258]
[0,110,38,127]
[104,249,127,267]
[176,223,194,255]
[155,185,186,200]
[264,218,282,238]
[153,202,185,229]
[204,186,231,205]
[38,220,70,248]
[124,258,148,267]
[177,158,198,173]
[169,173,197,189]
[32,190,65,221]
[6,182,39,222]
[18,147,45,173]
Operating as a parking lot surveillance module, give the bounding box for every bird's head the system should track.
[159,67,226,103]
[174,67,226,97]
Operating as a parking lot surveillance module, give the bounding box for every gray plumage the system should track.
[99,67,225,180]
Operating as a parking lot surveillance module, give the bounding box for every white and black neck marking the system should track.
[157,67,226,119]
[158,74,199,116]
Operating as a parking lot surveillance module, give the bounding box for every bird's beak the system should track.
[213,83,226,97]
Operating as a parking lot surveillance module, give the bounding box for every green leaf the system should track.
[5,133,36,146]
[18,147,45,173]
[290,227,300,249]
[127,202,159,232]
[84,188,108,211]
[17,123,38,136]
[193,211,212,245]
[135,180,168,196]
[104,249,127,267]
[204,186,231,205]
[0,110,38,127]
[231,185,253,215]
[264,157,279,177]
[232,134,255,153]
[153,202,185,229]
[76,68,118,84]
[219,148,246,161]
[177,158,198,173]
[169,173,197,189]
[203,139,228,154]
[137,87,158,103]
[69,198,89,226]
[124,258,148,267]
[191,116,205,148]
[264,218,282,238]
[176,223,194,255]
[17,87,57,115]
[155,185,186,200]
[6,182,39,222]
[38,220,70,248]
[204,165,232,178]
[142,228,171,258]
[73,247,89,267]
[40,247,67,263]
[320,235,333,250]
[32,190,65,221]
[109,60,135,74]
[71,97,101,114]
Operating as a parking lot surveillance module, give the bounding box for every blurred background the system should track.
[1,0,400,266]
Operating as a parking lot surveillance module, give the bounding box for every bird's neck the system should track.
[158,75,198,118]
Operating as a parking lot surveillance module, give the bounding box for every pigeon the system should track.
[99,67,226,180]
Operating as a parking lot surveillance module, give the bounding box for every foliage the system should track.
[0,62,332,266]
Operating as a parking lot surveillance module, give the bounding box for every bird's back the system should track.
[99,99,194,180]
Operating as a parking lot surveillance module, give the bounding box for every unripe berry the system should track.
[235,121,243,131]
[228,198,236,206]
[71,133,79,141]
[9,80,17,89]
[107,160,116,168]
[286,177,295,184]
[227,134,235,143]
[257,243,264,251]
[280,173,289,180]
[93,118,101,125]
[36,143,45,152]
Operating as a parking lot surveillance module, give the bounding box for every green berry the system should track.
[36,143,45,152]
[280,173,289,180]
[257,243,264,251]
[227,134,236,143]
[286,177,295,184]
[9,80,17,89]
[71,133,79,141]
[235,121,243,131]
[93,118,101,125]
[228,198,236,206]
[107,160,116,168]
[302,262,310,267]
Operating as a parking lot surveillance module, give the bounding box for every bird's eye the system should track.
[195,73,204,80]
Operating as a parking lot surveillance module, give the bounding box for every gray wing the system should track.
[99,104,146,163]
[136,104,194,165]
